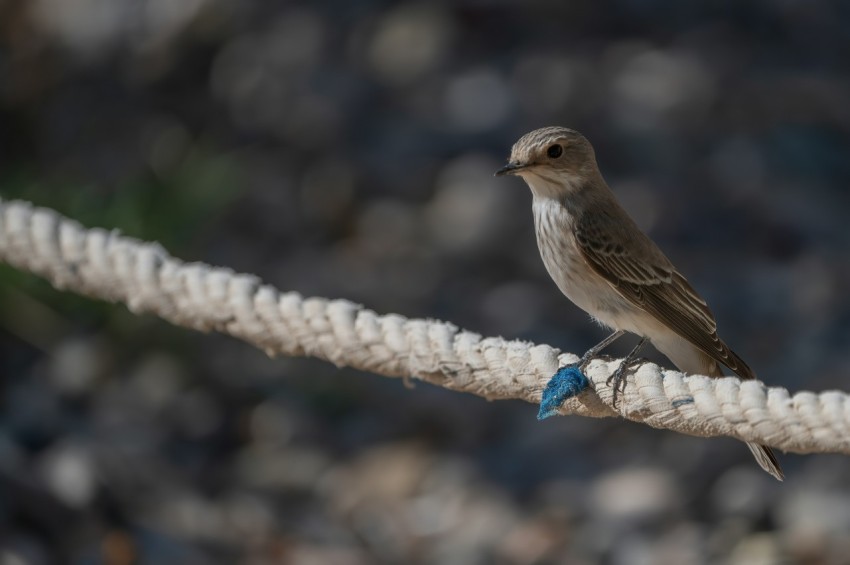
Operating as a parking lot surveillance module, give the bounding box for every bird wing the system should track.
[574,210,756,380]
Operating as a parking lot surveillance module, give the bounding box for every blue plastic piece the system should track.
[537,365,589,420]
[672,397,694,408]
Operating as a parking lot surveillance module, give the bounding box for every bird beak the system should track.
[494,162,528,177]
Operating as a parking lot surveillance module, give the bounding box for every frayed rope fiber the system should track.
[538,366,589,421]
[1,198,849,455]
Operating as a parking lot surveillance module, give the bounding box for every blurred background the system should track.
[2,0,850,563]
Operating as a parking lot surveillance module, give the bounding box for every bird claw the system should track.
[606,357,645,408]
[548,333,647,410]
[557,353,644,410]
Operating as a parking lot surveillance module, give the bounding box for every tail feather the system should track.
[746,442,784,481]
[726,345,784,481]
[722,344,757,381]
[655,334,784,481]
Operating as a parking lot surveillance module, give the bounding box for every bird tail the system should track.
[746,442,784,481]
[711,345,784,481]
[654,336,784,480]
[664,342,785,481]
[722,344,757,381]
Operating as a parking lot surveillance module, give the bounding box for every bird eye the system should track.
[547,144,563,158]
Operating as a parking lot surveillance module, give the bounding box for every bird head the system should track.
[495,127,598,198]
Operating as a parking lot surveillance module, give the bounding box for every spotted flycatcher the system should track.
[496,126,783,481]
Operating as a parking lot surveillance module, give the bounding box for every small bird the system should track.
[495,126,783,481]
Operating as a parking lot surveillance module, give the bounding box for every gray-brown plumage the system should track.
[496,126,783,480]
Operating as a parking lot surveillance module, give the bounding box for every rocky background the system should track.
[1,1,850,563]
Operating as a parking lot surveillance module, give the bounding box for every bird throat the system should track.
[521,170,585,201]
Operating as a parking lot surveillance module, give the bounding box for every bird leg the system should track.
[606,337,648,407]
[572,330,625,371]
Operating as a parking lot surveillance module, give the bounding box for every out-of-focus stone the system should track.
[589,467,681,522]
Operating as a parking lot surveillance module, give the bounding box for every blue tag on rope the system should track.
[537,365,589,420]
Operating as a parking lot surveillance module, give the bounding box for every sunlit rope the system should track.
[1,198,848,455]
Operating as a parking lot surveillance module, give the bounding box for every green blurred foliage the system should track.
[0,146,240,346]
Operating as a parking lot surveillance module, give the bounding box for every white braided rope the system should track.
[1,198,847,455]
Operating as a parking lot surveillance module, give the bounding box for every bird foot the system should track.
[606,357,646,408]
[538,333,647,416]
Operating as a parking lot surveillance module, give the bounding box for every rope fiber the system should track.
[1,198,848,455]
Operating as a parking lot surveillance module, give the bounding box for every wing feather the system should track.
[575,211,755,380]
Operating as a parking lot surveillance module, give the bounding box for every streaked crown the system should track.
[495,126,597,179]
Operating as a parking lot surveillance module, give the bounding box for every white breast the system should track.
[531,197,633,328]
